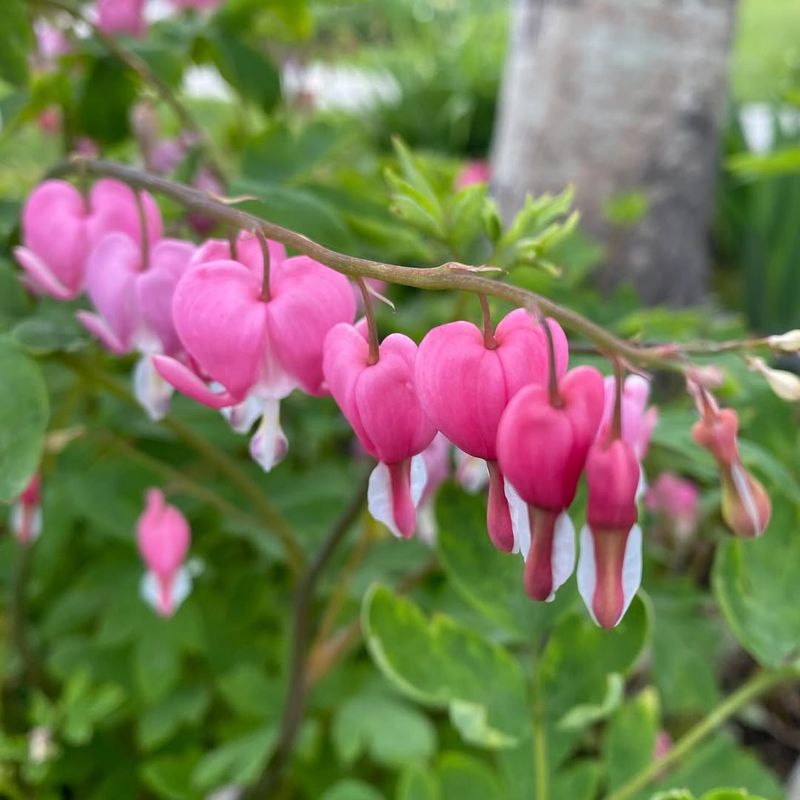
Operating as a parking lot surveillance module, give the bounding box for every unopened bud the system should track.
[766,329,800,353]
[747,356,800,402]
[721,462,771,538]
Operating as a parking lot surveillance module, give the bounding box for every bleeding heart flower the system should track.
[598,375,658,461]
[137,489,191,617]
[97,0,146,36]
[416,309,568,552]
[323,322,437,538]
[416,432,452,545]
[577,436,642,629]
[691,397,770,538]
[497,365,605,601]
[14,179,162,300]
[10,474,42,545]
[645,472,700,541]
[156,235,355,469]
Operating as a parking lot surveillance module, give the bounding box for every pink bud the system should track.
[10,474,42,545]
[645,472,699,539]
[497,366,605,601]
[577,438,642,629]
[455,160,490,189]
[416,310,568,551]
[323,323,437,538]
[35,22,71,61]
[598,375,658,461]
[14,179,162,300]
[97,0,147,37]
[188,168,224,236]
[692,407,771,538]
[136,489,191,617]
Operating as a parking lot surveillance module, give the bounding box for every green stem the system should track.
[604,666,800,800]
[60,355,304,574]
[532,668,549,800]
[48,158,726,371]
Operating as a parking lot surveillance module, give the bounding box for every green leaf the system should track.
[712,503,800,666]
[217,664,277,720]
[0,336,49,502]
[12,309,90,355]
[603,689,660,792]
[539,597,650,719]
[60,670,126,745]
[0,0,32,88]
[435,484,546,638]
[141,753,203,800]
[438,752,502,800]
[362,584,528,748]
[332,693,437,767]
[551,761,603,800]
[135,635,181,704]
[397,765,439,800]
[138,686,211,751]
[77,56,138,145]
[191,726,276,791]
[321,780,386,800]
[207,28,280,111]
[558,673,625,731]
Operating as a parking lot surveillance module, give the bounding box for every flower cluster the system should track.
[13,176,772,629]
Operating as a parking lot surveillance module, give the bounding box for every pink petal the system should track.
[152,355,243,408]
[14,246,76,300]
[367,456,427,539]
[76,311,130,354]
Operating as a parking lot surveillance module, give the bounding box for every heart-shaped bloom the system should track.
[497,366,605,601]
[137,489,191,617]
[14,179,162,300]
[10,474,42,545]
[416,309,568,552]
[691,403,770,538]
[598,375,658,461]
[78,233,195,419]
[98,0,146,36]
[155,237,355,469]
[577,436,642,629]
[324,323,437,538]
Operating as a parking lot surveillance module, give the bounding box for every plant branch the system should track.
[60,354,304,574]
[604,666,800,800]
[46,157,761,371]
[248,473,370,798]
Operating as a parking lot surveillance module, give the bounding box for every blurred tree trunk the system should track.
[491,0,737,305]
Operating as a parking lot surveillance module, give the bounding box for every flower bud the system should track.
[137,489,192,617]
[746,356,800,402]
[10,474,42,545]
[767,329,800,353]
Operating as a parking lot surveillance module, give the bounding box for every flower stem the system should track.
[256,229,271,301]
[479,293,497,349]
[532,668,549,800]
[604,666,800,800]
[357,278,380,365]
[611,359,624,441]
[135,190,150,268]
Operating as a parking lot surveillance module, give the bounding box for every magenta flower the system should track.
[455,160,490,189]
[323,323,437,538]
[10,474,42,545]
[416,309,568,552]
[78,234,195,420]
[14,179,162,300]
[136,489,191,617]
[97,0,146,37]
[645,472,700,540]
[497,365,605,601]
[577,436,642,629]
[155,234,355,469]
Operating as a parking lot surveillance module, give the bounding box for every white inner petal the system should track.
[410,453,428,508]
[367,462,400,538]
[730,462,764,536]
[620,524,643,623]
[547,511,576,602]
[133,354,174,421]
[454,450,489,493]
[503,479,530,559]
[576,524,598,625]
[249,398,289,472]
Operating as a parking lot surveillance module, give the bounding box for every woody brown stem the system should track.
[356,279,380,365]
[479,293,497,349]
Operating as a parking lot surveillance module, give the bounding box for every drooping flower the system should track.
[691,393,770,538]
[10,474,42,545]
[97,0,147,37]
[77,233,195,419]
[598,375,658,461]
[497,365,605,601]
[136,489,191,617]
[14,179,162,300]
[645,472,700,541]
[577,434,642,629]
[323,323,437,538]
[155,234,356,469]
[416,309,568,552]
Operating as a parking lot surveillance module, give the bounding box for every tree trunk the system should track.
[491,0,737,306]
